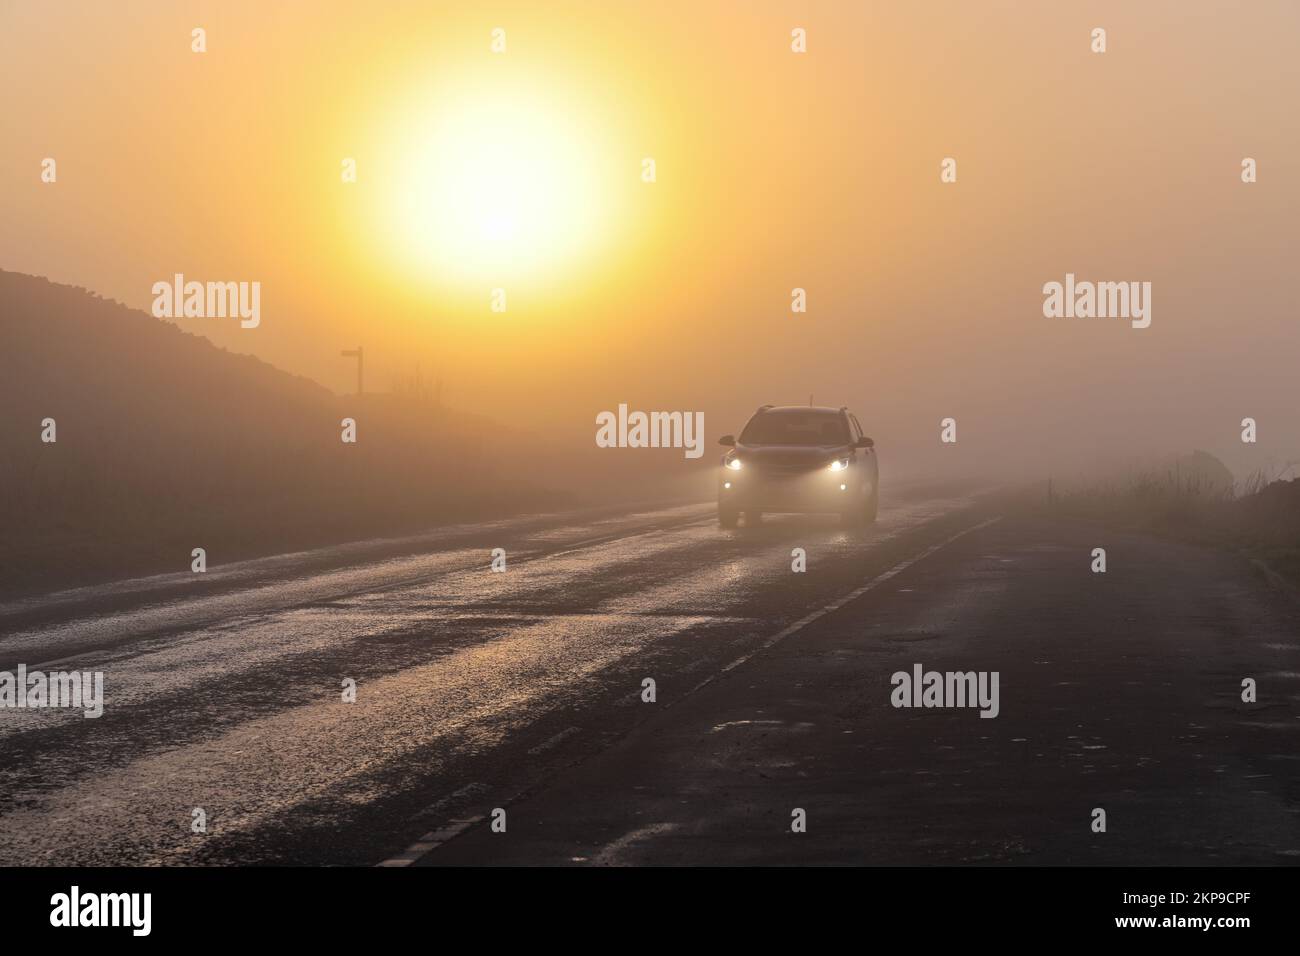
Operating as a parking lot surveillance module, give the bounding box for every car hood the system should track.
[733,443,851,468]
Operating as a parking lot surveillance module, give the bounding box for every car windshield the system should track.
[740,412,850,446]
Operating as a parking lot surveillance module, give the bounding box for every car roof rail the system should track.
[756,403,774,413]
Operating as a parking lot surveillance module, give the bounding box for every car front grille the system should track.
[753,462,819,479]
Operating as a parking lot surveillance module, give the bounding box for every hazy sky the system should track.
[4,1,1298,482]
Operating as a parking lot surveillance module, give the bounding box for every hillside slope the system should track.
[0,271,563,597]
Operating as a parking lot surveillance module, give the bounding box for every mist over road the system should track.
[1,481,1296,866]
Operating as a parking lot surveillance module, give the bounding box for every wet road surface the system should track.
[2,484,1297,865]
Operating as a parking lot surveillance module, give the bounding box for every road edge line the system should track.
[692,515,1004,696]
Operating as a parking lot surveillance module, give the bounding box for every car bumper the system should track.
[718,470,870,513]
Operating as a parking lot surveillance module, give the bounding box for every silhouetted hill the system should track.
[0,270,566,597]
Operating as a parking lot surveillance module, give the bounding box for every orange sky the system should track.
[3,1,1299,481]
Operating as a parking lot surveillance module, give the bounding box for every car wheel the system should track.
[718,505,739,528]
[843,486,877,527]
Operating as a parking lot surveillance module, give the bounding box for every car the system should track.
[716,404,878,528]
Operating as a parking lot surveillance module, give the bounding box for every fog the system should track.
[4,0,1299,502]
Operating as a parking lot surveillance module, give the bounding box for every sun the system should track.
[383,87,612,287]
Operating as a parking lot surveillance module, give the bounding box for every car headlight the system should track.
[725,457,743,471]
[828,457,851,472]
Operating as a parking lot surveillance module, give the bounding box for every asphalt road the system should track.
[2,483,1297,866]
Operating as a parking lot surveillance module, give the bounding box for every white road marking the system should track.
[589,823,680,866]
[527,726,581,755]
[378,815,485,867]
[692,516,1003,696]
[388,515,1003,866]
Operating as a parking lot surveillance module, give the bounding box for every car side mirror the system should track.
[856,436,874,448]
[718,434,736,447]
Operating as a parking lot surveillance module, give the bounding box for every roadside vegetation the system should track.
[1040,451,1300,587]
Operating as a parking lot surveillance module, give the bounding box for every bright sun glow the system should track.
[386,90,610,286]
